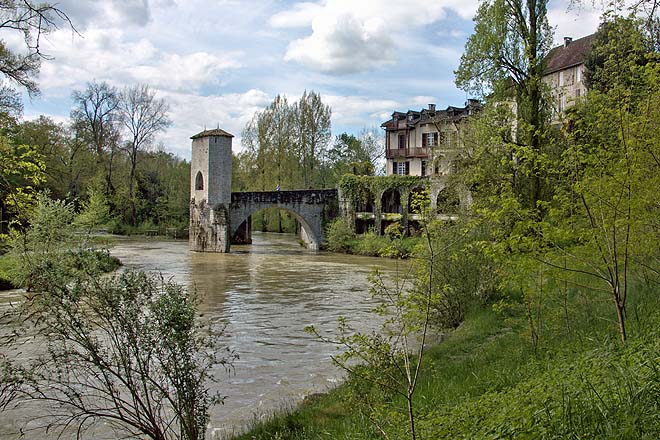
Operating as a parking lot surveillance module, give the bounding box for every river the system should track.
[0,232,401,439]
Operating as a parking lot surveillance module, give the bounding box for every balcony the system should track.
[385,147,430,159]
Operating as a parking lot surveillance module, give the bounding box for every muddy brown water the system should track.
[0,232,402,439]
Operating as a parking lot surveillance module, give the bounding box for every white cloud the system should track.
[323,94,400,125]
[269,2,324,28]
[410,96,439,107]
[549,3,602,45]
[161,89,273,157]
[277,0,479,74]
[38,28,242,94]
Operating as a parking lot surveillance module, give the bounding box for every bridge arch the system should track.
[229,190,338,251]
[231,205,321,250]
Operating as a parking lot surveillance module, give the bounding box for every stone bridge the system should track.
[229,189,339,250]
[188,128,340,253]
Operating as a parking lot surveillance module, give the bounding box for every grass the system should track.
[232,280,660,439]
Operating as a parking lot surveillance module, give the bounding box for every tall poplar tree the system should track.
[455,0,553,208]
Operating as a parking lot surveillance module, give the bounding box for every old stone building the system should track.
[543,34,595,118]
[380,100,481,177]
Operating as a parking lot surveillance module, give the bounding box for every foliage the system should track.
[324,217,356,253]
[584,15,652,92]
[306,254,435,440]
[2,270,230,440]
[417,219,500,330]
[456,0,554,210]
[0,195,233,439]
[339,174,427,207]
[0,137,45,236]
[325,131,382,185]
[239,91,331,232]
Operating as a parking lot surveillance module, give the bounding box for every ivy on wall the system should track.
[339,174,429,206]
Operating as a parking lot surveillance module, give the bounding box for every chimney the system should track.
[564,37,573,47]
[428,103,436,112]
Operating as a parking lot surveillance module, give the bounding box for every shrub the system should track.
[325,218,357,252]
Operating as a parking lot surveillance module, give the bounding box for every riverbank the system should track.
[233,280,660,439]
[0,248,121,291]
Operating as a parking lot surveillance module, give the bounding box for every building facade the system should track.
[381,101,480,177]
[543,34,595,118]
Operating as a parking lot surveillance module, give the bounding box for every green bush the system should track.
[354,229,387,256]
[383,222,403,239]
[325,218,357,252]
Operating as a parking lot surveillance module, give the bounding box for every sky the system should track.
[12,0,603,159]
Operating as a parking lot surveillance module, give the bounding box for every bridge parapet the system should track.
[231,189,338,204]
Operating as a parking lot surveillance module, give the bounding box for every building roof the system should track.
[190,128,234,139]
[545,34,595,75]
[380,101,481,130]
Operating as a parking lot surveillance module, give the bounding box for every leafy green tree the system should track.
[327,133,366,181]
[295,90,331,188]
[14,115,94,200]
[544,57,660,342]
[456,0,554,208]
[584,16,651,92]
[0,136,45,235]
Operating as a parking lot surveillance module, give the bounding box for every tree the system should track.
[0,135,45,235]
[295,90,331,188]
[456,0,554,208]
[539,27,660,342]
[71,82,121,158]
[14,115,90,199]
[584,16,651,92]
[1,196,234,439]
[0,1,72,93]
[118,84,171,226]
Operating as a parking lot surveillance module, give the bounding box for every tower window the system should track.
[195,171,204,190]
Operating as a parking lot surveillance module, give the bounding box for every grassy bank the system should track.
[233,280,660,439]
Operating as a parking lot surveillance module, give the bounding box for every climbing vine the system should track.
[339,175,429,206]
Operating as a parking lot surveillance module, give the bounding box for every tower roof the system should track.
[190,128,234,139]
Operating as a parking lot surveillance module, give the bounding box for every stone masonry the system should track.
[189,128,339,253]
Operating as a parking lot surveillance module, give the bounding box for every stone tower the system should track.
[189,128,233,252]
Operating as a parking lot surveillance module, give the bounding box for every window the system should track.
[575,88,581,98]
[195,171,204,190]
[576,66,581,83]
[444,130,453,147]
[398,133,406,149]
[421,160,427,176]
[559,71,564,86]
[397,161,409,175]
[422,132,438,147]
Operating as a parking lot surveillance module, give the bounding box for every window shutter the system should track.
[392,161,397,174]
[422,134,427,147]
[433,132,438,145]
[405,161,410,175]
